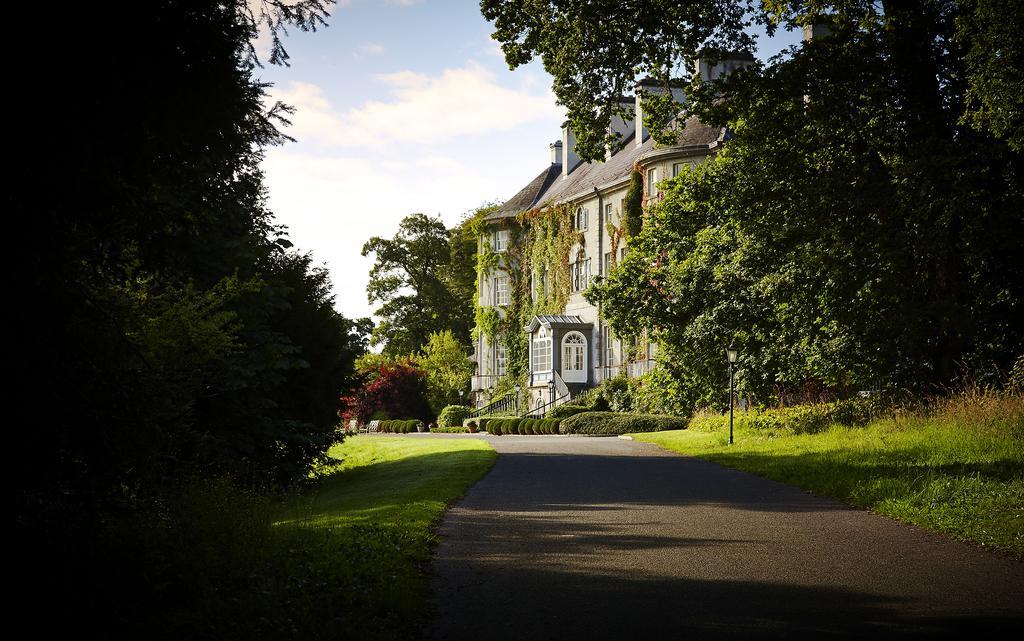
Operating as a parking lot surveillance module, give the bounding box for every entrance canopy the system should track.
[524,314,591,333]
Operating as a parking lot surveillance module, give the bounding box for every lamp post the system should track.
[514,384,521,413]
[547,379,555,407]
[458,389,464,407]
[725,345,738,445]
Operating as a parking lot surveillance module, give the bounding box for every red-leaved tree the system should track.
[340,362,433,424]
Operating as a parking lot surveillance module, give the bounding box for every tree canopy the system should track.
[15,2,371,632]
[481,1,1023,406]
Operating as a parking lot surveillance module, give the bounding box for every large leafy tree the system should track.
[363,213,473,355]
[13,2,376,632]
[419,330,475,412]
[484,1,1023,405]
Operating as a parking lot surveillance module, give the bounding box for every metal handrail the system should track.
[467,391,515,419]
[520,392,569,419]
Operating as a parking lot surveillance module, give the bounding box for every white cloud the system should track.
[268,62,562,147]
[261,148,510,320]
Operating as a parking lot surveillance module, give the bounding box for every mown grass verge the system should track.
[274,436,497,639]
[634,393,1023,559]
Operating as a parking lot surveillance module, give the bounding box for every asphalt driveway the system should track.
[423,434,1024,639]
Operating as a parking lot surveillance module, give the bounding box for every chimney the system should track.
[635,78,687,147]
[561,123,580,177]
[802,22,833,42]
[550,140,563,165]
[694,50,755,84]
[606,97,635,159]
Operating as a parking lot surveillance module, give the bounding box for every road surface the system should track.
[423,434,1024,639]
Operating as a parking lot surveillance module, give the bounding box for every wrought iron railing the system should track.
[520,392,569,419]
[466,391,515,419]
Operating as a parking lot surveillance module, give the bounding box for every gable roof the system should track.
[524,314,593,333]
[489,115,724,222]
[485,164,561,221]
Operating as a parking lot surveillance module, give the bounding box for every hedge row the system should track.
[688,398,880,435]
[430,426,469,433]
[559,412,687,435]
[546,404,589,420]
[487,417,561,436]
[377,419,422,433]
[438,405,471,429]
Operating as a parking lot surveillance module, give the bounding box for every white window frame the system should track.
[531,328,551,373]
[495,343,507,376]
[493,276,509,306]
[604,202,613,223]
[646,167,658,197]
[575,206,588,231]
[492,229,509,253]
[561,331,587,383]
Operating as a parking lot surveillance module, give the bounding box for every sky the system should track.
[254,0,803,323]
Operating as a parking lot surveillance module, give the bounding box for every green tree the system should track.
[363,207,495,356]
[484,1,1023,404]
[14,0,374,634]
[419,330,475,412]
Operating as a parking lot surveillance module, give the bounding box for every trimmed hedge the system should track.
[688,398,880,435]
[438,405,472,429]
[547,404,589,420]
[431,426,469,433]
[559,412,687,435]
[377,419,422,433]
[486,417,560,436]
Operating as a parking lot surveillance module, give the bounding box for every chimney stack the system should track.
[635,78,687,147]
[561,123,580,177]
[550,140,563,165]
[694,50,755,84]
[606,97,635,159]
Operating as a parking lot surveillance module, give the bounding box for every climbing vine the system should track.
[474,202,584,396]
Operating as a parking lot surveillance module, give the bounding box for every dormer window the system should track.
[574,206,588,231]
[492,229,509,252]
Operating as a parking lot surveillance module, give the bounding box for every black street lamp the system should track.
[514,384,521,413]
[725,345,738,445]
[547,379,555,407]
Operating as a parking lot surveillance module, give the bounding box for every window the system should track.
[604,202,613,223]
[495,343,507,376]
[574,206,588,231]
[492,230,509,252]
[561,332,587,383]
[646,167,658,197]
[604,328,616,368]
[620,247,627,262]
[531,329,551,372]
[672,162,684,177]
[603,251,612,275]
[493,276,509,306]
[571,258,592,292]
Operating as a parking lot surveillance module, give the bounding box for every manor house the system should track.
[471,54,754,414]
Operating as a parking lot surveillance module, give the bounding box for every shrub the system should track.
[505,418,522,435]
[431,426,469,433]
[488,419,503,435]
[547,404,589,420]
[560,412,687,435]
[687,398,885,435]
[438,405,472,429]
[542,418,560,434]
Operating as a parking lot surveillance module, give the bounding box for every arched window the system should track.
[561,331,587,383]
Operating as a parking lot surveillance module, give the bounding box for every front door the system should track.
[561,332,587,383]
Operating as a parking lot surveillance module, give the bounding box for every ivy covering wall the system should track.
[474,202,583,395]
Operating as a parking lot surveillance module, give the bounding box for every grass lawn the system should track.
[271,435,497,640]
[634,396,1024,559]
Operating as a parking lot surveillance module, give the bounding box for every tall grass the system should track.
[636,389,1024,559]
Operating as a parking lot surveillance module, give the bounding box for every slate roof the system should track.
[489,114,724,222]
[525,314,593,333]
